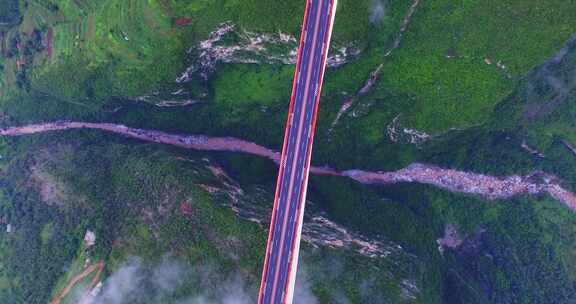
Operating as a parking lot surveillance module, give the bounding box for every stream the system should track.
[1,121,574,212]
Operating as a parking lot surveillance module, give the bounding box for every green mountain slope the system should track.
[0,0,575,303]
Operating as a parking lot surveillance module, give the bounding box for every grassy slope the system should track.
[0,132,421,303]
[0,0,378,104]
[0,0,575,303]
[205,0,576,170]
[375,0,576,132]
[210,0,576,138]
[197,1,576,301]
[2,0,575,129]
[30,0,183,102]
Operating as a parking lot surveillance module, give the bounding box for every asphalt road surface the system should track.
[258,0,337,303]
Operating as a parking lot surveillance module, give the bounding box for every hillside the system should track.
[0,0,575,303]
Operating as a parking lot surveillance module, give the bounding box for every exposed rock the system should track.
[329,0,421,131]
[342,164,576,211]
[327,97,354,133]
[3,121,576,212]
[437,224,463,254]
[176,22,360,82]
[198,161,404,259]
[134,96,201,107]
[521,140,545,158]
[386,115,431,145]
[400,279,420,300]
[84,230,96,248]
[327,46,361,67]
[302,215,404,259]
[562,140,576,157]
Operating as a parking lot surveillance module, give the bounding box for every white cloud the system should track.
[370,0,386,26]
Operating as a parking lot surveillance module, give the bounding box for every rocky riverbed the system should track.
[1,121,575,212]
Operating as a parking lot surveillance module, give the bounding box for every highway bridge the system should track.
[258,0,337,303]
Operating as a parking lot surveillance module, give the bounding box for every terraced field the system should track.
[1,2,576,302]
[27,0,183,102]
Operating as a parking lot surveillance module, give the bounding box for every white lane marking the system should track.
[266,10,315,298]
[268,0,326,300]
[285,3,338,303]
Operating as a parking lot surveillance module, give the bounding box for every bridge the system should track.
[258,0,337,303]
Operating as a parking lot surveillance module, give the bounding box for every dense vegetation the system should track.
[0,132,421,303]
[0,0,20,26]
[0,0,575,303]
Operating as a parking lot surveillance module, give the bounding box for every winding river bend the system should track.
[1,121,575,212]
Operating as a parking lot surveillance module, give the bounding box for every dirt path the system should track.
[1,121,575,212]
[51,261,105,304]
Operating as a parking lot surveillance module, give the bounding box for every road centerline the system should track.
[267,0,326,300]
[259,0,337,302]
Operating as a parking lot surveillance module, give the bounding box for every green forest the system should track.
[0,0,575,303]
